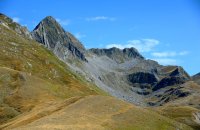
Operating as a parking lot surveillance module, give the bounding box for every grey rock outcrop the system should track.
[152,76,186,91]
[31,16,87,61]
[128,72,158,85]
[0,13,32,39]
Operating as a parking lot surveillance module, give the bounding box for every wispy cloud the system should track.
[151,51,189,57]
[13,17,20,23]
[106,39,159,52]
[151,51,189,65]
[86,16,116,21]
[75,32,86,39]
[179,51,189,56]
[152,52,176,57]
[56,18,70,26]
[152,58,178,65]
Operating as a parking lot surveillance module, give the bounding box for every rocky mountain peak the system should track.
[123,47,144,58]
[31,16,87,61]
[34,16,62,31]
[89,47,144,63]
[31,16,65,49]
[193,72,200,77]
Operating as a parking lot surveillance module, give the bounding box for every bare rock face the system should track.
[128,72,158,85]
[31,16,87,62]
[151,66,190,91]
[152,76,186,91]
[0,13,32,39]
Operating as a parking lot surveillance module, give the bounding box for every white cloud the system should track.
[86,16,116,21]
[75,32,86,39]
[179,51,189,56]
[151,52,176,57]
[56,18,70,26]
[152,58,178,65]
[106,39,159,52]
[13,17,20,23]
[151,51,189,57]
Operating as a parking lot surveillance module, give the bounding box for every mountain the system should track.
[89,47,144,63]
[193,72,200,85]
[30,15,193,107]
[31,16,87,61]
[30,15,200,129]
[86,48,191,106]
[1,14,200,129]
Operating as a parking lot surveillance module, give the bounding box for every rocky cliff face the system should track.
[31,16,87,61]
[0,13,32,39]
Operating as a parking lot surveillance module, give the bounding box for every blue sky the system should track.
[0,0,200,75]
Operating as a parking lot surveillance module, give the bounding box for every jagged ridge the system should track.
[89,47,144,63]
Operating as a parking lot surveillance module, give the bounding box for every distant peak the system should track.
[123,47,138,51]
[33,15,61,31]
[89,47,144,63]
[43,16,56,21]
[193,72,200,77]
[41,16,58,25]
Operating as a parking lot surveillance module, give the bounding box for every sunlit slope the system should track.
[1,96,192,130]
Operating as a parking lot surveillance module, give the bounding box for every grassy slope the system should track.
[156,106,200,130]
[1,96,192,130]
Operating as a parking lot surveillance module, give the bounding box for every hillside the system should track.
[0,13,105,124]
[0,13,200,129]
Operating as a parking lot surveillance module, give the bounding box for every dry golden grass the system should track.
[1,96,193,130]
